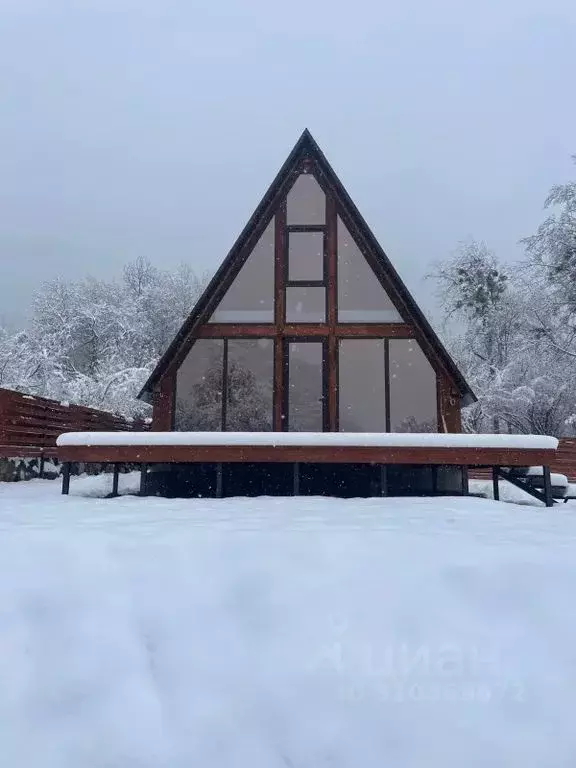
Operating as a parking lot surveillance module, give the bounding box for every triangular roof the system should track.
[139,129,475,405]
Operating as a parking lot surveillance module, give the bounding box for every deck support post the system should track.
[139,463,148,496]
[216,463,223,498]
[461,466,470,496]
[39,455,45,480]
[380,465,388,497]
[492,466,500,501]
[61,462,71,495]
[543,465,553,508]
[293,462,300,496]
[110,463,120,498]
[431,466,438,496]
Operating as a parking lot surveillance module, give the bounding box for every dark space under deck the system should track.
[142,462,467,499]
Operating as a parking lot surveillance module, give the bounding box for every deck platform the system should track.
[56,432,559,505]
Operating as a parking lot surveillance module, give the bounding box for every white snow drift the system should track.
[0,476,576,767]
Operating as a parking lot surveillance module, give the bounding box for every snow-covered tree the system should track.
[433,216,576,435]
[431,240,527,432]
[0,259,207,417]
[522,158,576,363]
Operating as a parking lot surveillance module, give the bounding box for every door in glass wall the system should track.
[285,341,326,431]
[338,339,386,432]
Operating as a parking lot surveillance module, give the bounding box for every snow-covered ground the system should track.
[1,476,576,767]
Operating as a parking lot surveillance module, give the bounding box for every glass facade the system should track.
[337,217,404,323]
[286,286,326,323]
[288,231,324,282]
[173,174,441,438]
[338,339,386,431]
[209,221,275,322]
[175,338,274,431]
[288,342,324,431]
[225,339,274,430]
[389,339,438,432]
[286,173,325,225]
[175,339,224,430]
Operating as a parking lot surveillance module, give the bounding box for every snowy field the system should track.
[1,476,576,767]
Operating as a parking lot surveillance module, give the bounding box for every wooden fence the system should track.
[0,387,148,461]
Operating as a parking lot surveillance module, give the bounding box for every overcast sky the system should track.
[1,0,574,327]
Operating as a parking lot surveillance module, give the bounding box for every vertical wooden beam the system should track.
[111,463,120,498]
[152,371,176,431]
[492,466,500,501]
[326,193,338,431]
[274,338,284,431]
[61,462,71,495]
[322,341,330,433]
[293,462,300,495]
[543,465,553,507]
[39,455,45,480]
[328,335,338,431]
[216,463,223,497]
[273,204,286,431]
[282,340,290,432]
[461,466,469,496]
[380,465,388,497]
[326,194,337,329]
[384,340,391,432]
[431,465,438,495]
[221,340,229,431]
[140,463,148,496]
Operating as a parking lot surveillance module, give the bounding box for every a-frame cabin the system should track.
[57,132,563,501]
[140,130,474,443]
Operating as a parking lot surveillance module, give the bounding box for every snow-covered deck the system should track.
[56,431,559,504]
[56,430,558,470]
[57,431,559,449]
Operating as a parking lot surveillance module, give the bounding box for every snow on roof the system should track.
[56,431,559,450]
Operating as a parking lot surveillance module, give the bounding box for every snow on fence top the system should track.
[57,431,559,450]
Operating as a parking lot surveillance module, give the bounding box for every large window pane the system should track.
[288,231,324,282]
[225,339,274,430]
[286,173,325,225]
[209,221,274,322]
[286,286,325,322]
[389,339,438,432]
[175,339,224,430]
[288,342,324,431]
[339,340,386,431]
[337,218,404,323]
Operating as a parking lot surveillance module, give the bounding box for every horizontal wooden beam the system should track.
[335,324,411,338]
[196,323,413,338]
[57,443,556,467]
[0,445,58,458]
[198,324,277,337]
